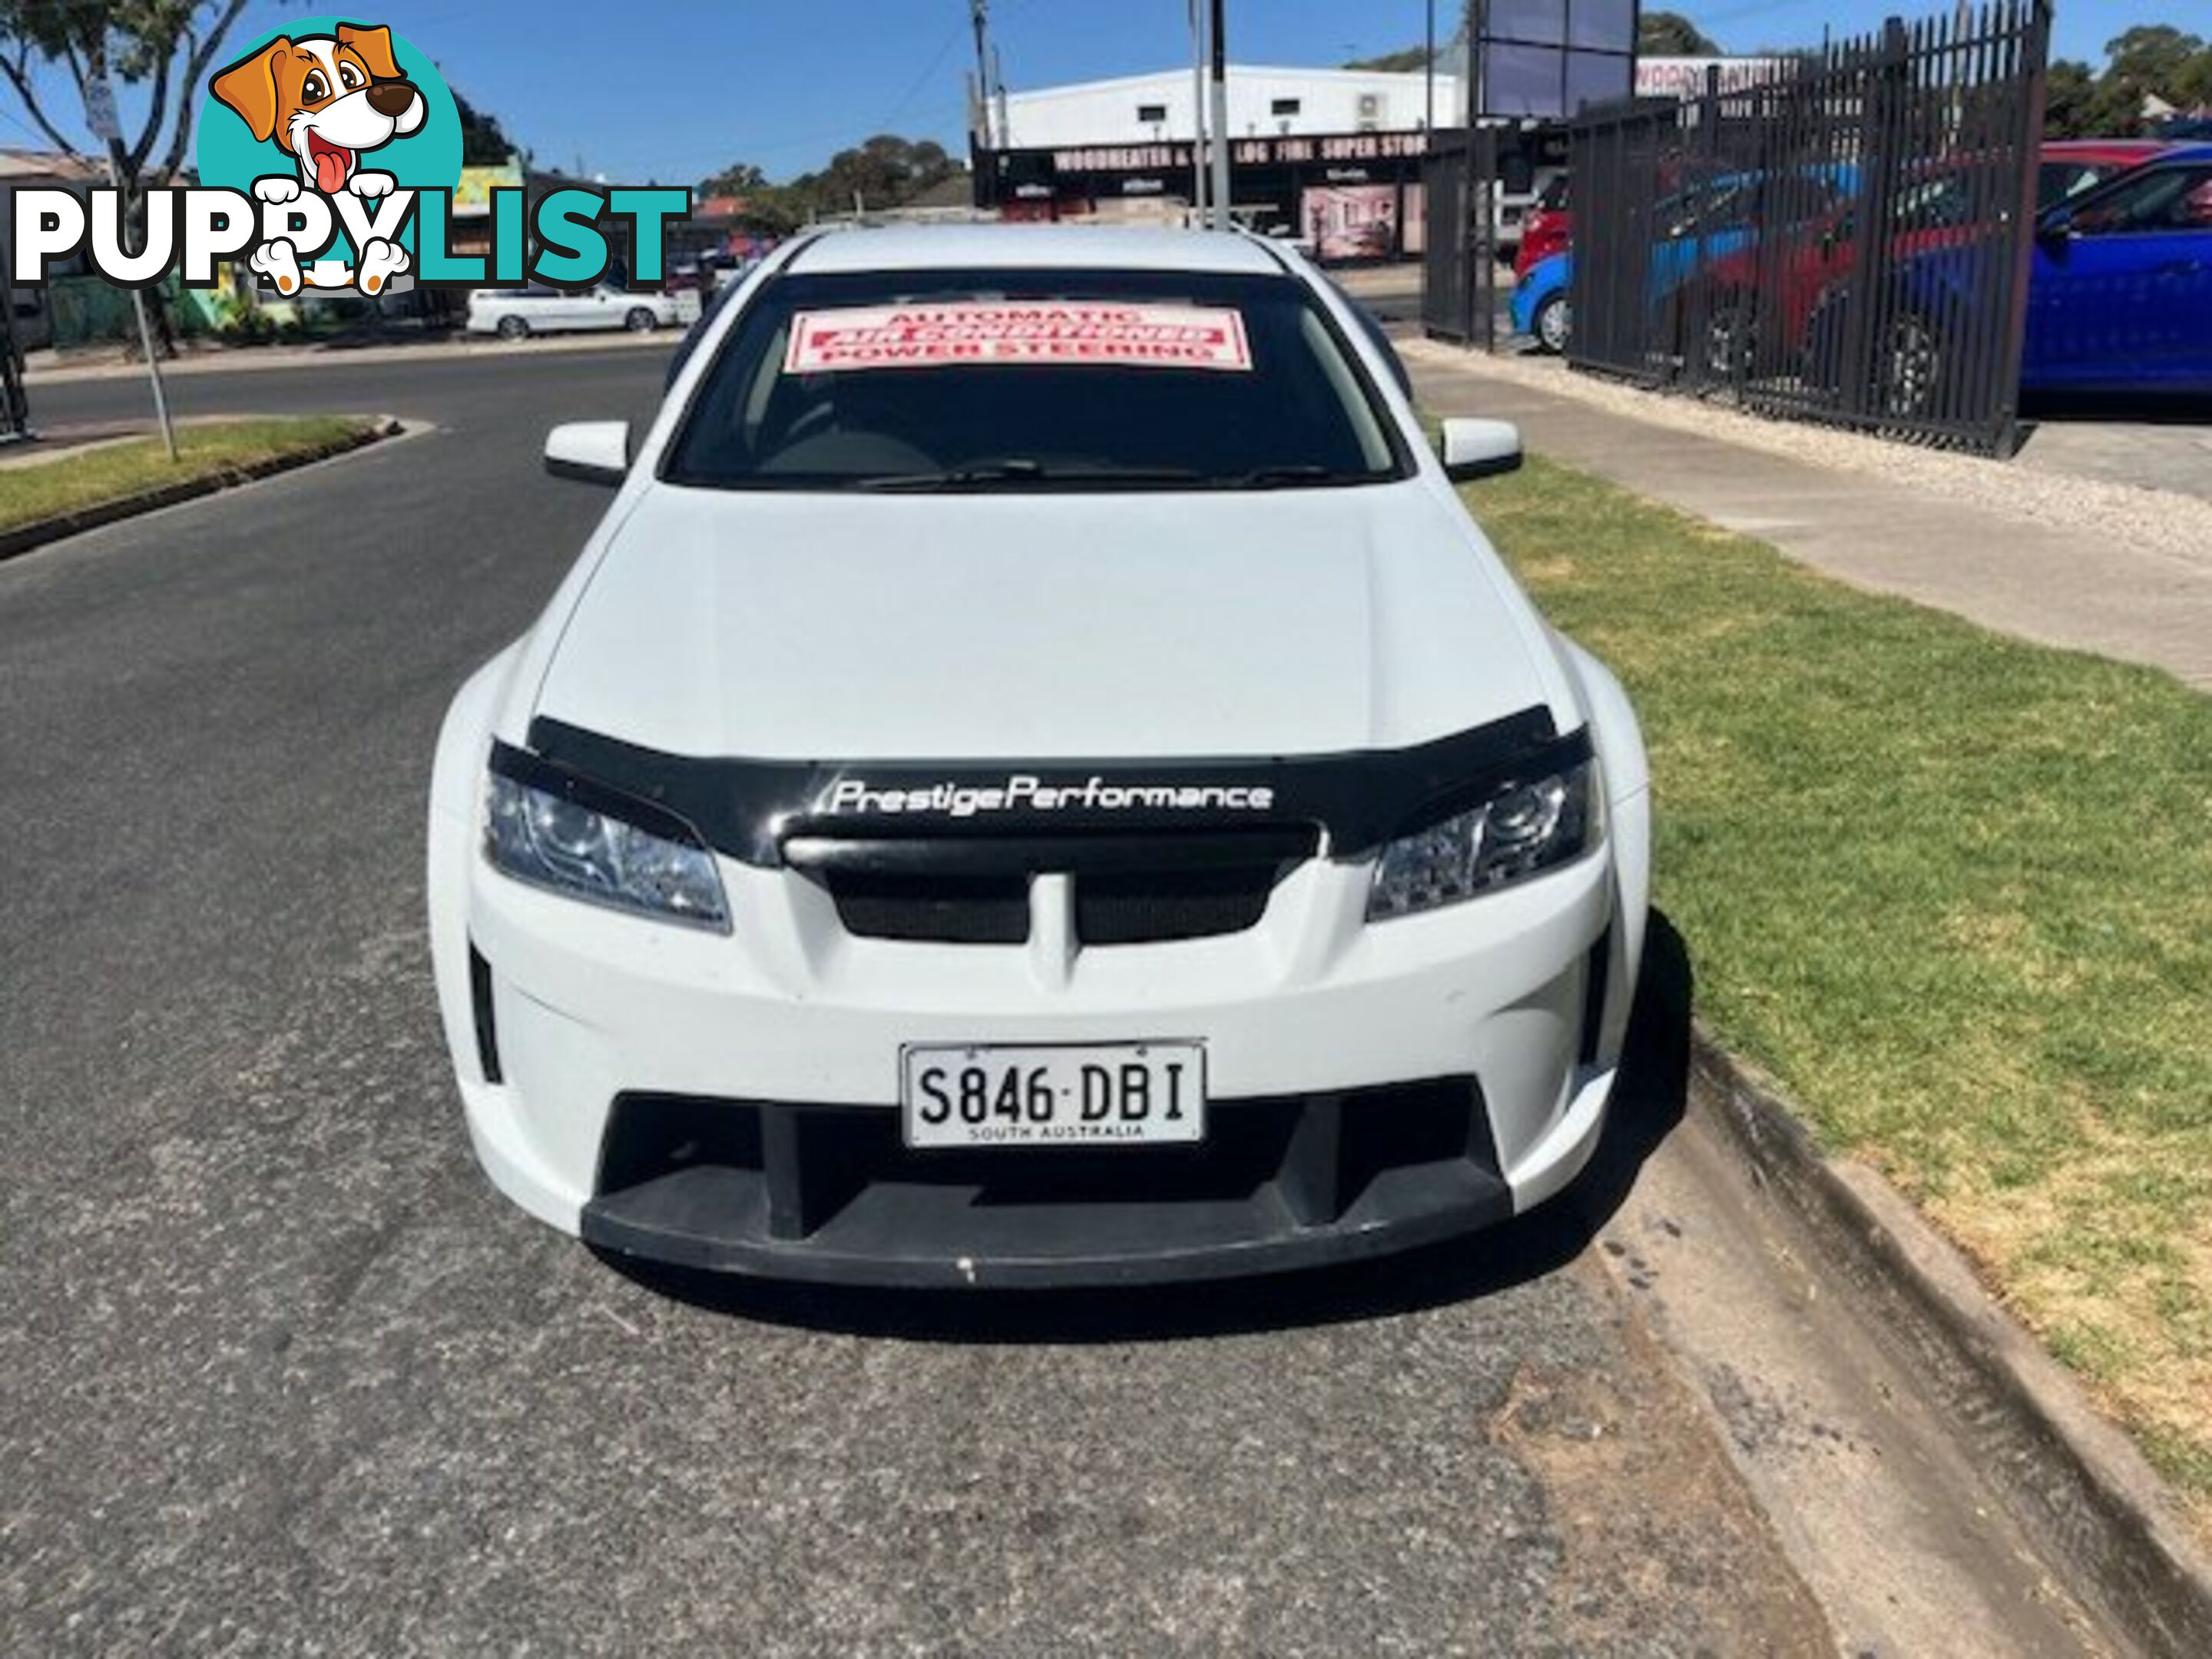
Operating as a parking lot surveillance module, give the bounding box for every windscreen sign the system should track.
[9,17,687,299]
[784,302,1254,373]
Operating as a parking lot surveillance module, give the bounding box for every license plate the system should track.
[900,1041,1207,1150]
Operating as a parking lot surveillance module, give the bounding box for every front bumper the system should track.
[1508,281,1545,336]
[578,1078,1532,1286]
[432,783,1634,1286]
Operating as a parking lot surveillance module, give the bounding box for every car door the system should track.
[542,284,600,330]
[582,285,629,329]
[512,284,567,330]
[2028,161,2212,389]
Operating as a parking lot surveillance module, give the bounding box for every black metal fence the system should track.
[0,286,28,440]
[1567,1,2051,454]
[1422,131,1488,345]
[1422,127,1516,349]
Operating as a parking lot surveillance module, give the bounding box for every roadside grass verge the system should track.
[1465,455,2212,1525]
[0,416,374,535]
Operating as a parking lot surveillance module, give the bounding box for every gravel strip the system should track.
[1402,339,2212,572]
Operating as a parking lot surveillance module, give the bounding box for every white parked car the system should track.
[465,283,694,339]
[429,224,1650,1287]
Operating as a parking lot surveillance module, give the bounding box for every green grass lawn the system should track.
[0,416,373,535]
[1465,455,2212,1523]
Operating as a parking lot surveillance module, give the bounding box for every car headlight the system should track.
[1367,760,1594,920]
[482,746,729,932]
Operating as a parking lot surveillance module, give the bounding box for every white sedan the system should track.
[429,224,1650,1288]
[465,283,696,339]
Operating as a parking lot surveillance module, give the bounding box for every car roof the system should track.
[2041,138,2171,161]
[782,224,1292,277]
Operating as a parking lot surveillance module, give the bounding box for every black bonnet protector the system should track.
[523,708,1590,869]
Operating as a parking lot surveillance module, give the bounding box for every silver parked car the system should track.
[465,283,695,339]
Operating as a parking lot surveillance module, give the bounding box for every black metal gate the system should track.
[1421,135,1473,342]
[1421,127,1501,347]
[1567,1,2051,454]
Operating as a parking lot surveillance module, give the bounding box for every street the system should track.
[0,347,1826,1653]
[0,346,2099,1655]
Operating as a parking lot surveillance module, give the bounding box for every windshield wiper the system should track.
[1228,464,1390,489]
[856,459,1205,492]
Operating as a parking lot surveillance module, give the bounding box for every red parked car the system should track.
[1509,141,2150,295]
[1514,174,1571,278]
[2036,138,2173,207]
[1691,139,2172,381]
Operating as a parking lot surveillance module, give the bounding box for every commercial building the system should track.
[995,65,1462,150]
[975,65,1475,260]
[969,58,1781,261]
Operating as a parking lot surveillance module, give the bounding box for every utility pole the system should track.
[1424,0,1435,131]
[87,73,175,462]
[1187,0,1208,222]
[1208,0,1230,230]
[969,1,995,149]
[1467,0,1495,352]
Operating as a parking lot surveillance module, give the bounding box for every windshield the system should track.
[661,265,1407,492]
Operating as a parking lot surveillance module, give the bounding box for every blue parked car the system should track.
[1846,143,2212,412]
[1510,167,1858,355]
[2022,142,2212,392]
[1510,248,1575,353]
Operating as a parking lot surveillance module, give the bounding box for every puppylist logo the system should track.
[9,17,687,300]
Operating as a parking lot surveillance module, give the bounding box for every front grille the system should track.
[826,870,1030,945]
[795,829,1317,948]
[1073,865,1279,945]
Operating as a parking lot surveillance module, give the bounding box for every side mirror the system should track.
[544,420,630,485]
[1438,417,1522,482]
[2035,207,2075,245]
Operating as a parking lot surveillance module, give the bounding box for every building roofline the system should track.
[1004,63,1449,104]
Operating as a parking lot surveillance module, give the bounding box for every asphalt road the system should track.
[0,346,1835,1654]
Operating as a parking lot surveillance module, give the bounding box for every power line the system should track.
[879,10,969,132]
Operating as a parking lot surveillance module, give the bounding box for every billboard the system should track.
[1476,0,1639,120]
[1300,184,1400,263]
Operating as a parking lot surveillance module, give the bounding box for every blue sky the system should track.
[0,1,2164,186]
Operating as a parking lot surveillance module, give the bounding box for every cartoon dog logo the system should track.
[210,22,424,296]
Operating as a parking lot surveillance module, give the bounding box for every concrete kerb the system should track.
[1690,1031,2212,1657]
[21,325,676,388]
[0,416,416,563]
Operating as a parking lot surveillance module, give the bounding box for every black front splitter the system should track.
[581,1159,1515,1290]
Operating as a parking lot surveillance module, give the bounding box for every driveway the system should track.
[2018,397,2212,504]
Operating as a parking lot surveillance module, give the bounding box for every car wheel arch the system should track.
[1553,633,1651,1068]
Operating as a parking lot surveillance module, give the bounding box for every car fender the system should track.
[1511,253,1568,334]
[427,641,528,1088]
[1555,633,1650,1062]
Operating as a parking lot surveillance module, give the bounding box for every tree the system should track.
[0,2,250,188]
[1343,48,1432,72]
[699,161,769,197]
[1639,11,1720,57]
[452,89,520,167]
[0,1,253,353]
[2181,48,2212,111]
[2102,25,2203,101]
[693,135,957,233]
[2041,59,2100,139]
[807,133,953,212]
[736,187,806,235]
[2041,25,2212,137]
